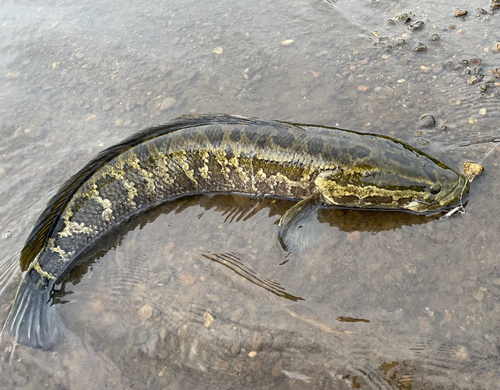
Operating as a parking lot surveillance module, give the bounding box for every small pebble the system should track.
[248,351,257,358]
[472,290,484,301]
[212,46,223,54]
[231,343,240,355]
[478,108,487,115]
[420,114,435,127]
[281,39,294,46]
[159,97,176,111]
[91,300,104,312]
[454,8,468,17]
[179,274,195,286]
[203,311,214,328]
[414,42,427,51]
[139,304,153,321]
[468,76,478,84]
[6,71,20,79]
[430,33,439,41]
[347,231,360,243]
[85,115,96,123]
[469,58,482,67]
[410,21,424,30]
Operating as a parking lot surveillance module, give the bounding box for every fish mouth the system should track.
[438,175,470,210]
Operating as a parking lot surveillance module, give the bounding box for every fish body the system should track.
[4,114,469,349]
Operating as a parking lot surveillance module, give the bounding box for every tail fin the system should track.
[4,269,60,350]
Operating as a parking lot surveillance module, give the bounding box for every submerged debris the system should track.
[454,8,468,17]
[420,114,436,127]
[491,42,500,53]
[463,162,484,181]
[409,21,424,30]
[394,12,413,24]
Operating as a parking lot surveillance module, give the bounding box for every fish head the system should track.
[314,157,469,214]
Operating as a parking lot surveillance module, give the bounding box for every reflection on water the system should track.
[201,251,305,302]
[2,0,500,388]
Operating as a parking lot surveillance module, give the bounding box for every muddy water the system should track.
[1,0,500,389]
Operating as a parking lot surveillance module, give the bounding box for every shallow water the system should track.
[1,0,500,389]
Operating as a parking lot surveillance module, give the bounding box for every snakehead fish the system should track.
[4,114,469,349]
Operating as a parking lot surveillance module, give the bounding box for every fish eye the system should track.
[430,183,441,195]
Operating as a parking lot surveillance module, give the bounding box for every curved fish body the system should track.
[4,114,469,349]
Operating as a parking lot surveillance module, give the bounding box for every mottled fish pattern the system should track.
[4,114,468,349]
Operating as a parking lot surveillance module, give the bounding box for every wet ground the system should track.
[1,0,500,388]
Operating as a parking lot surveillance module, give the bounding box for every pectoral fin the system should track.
[278,193,321,252]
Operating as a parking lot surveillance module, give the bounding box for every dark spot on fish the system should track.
[397,197,413,206]
[338,137,350,147]
[225,144,234,155]
[332,195,360,204]
[256,135,267,149]
[385,151,412,167]
[208,126,224,148]
[229,131,241,143]
[307,137,324,154]
[182,129,195,140]
[243,125,261,142]
[363,195,393,205]
[272,133,294,149]
[349,145,371,159]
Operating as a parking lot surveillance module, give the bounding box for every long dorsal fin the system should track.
[19,114,265,271]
